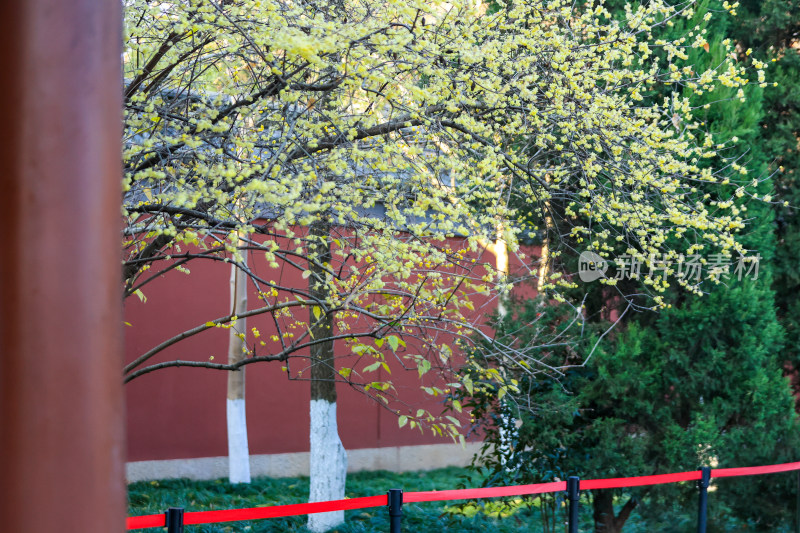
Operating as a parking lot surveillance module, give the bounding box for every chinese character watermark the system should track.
[577,252,761,282]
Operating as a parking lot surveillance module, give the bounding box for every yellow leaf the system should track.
[463,376,474,396]
[363,361,381,372]
[387,335,400,352]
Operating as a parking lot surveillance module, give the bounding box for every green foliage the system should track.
[128,468,557,533]
[718,0,800,372]
[462,3,800,531]
[129,467,794,532]
[463,284,798,530]
[734,0,800,52]
[763,48,800,368]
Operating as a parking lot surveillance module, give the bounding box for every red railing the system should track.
[127,460,800,530]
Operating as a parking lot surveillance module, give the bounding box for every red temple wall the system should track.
[124,235,538,462]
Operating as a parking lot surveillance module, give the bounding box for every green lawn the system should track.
[128,467,782,532]
[127,467,579,532]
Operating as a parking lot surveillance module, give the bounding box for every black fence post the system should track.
[697,467,711,533]
[166,507,184,533]
[388,488,403,533]
[567,476,580,533]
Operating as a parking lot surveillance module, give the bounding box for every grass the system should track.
[128,467,576,532]
[129,467,788,532]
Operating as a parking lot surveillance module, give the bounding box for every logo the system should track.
[578,251,608,282]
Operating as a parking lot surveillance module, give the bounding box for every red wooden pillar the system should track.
[0,1,124,532]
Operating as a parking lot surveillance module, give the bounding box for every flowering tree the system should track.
[122,0,763,529]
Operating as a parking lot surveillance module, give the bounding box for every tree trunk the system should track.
[487,231,517,467]
[227,246,251,484]
[537,174,553,293]
[491,230,509,318]
[593,490,637,533]
[307,222,347,533]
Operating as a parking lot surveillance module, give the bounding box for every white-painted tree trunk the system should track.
[307,399,348,533]
[487,230,518,468]
[307,222,347,533]
[227,250,251,484]
[227,397,250,483]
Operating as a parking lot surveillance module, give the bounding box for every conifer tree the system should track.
[733,0,800,376]
[463,2,800,530]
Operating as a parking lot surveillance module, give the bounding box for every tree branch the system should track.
[123,300,314,374]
